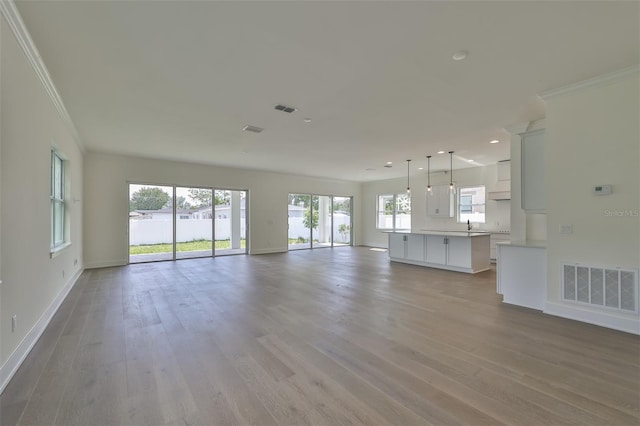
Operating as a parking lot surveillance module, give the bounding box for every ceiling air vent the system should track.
[274,104,297,113]
[243,125,264,133]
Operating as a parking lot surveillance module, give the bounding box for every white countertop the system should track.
[385,230,490,237]
[496,239,547,249]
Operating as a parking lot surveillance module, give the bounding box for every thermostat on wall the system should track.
[593,184,612,195]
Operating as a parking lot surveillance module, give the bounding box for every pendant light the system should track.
[406,159,411,194]
[448,151,456,194]
[426,155,432,193]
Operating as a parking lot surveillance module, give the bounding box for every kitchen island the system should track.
[496,240,547,310]
[387,231,491,274]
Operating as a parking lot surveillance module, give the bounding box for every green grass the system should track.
[288,238,310,244]
[130,239,246,255]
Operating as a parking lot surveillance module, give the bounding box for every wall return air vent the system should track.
[562,263,638,313]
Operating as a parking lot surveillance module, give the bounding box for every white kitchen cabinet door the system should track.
[426,185,454,217]
[406,234,425,261]
[497,160,511,181]
[521,129,546,213]
[388,233,406,258]
[425,235,447,264]
[446,236,471,268]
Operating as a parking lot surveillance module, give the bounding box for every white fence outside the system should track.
[129,218,246,245]
[288,214,351,243]
[130,214,351,246]
[377,214,411,230]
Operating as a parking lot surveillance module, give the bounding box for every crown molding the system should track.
[0,0,85,153]
[541,64,640,100]
[504,118,546,135]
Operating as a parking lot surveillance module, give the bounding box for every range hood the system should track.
[488,160,511,200]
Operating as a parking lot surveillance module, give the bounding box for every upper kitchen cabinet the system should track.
[520,129,546,213]
[426,185,454,217]
[497,160,511,181]
[488,160,511,201]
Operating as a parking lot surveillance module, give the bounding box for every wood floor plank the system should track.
[2,247,639,426]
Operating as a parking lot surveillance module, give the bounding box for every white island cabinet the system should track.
[388,231,490,274]
[496,240,547,310]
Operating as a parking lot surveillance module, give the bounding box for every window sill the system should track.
[50,242,71,259]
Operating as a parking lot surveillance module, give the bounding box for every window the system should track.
[376,193,411,230]
[458,186,485,223]
[51,150,66,250]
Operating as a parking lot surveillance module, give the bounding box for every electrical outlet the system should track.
[559,224,573,234]
[12,315,17,332]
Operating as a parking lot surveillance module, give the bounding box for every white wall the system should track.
[1,15,84,379]
[361,163,511,247]
[543,69,639,332]
[83,152,361,268]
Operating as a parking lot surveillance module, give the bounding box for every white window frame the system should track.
[376,193,411,231]
[50,149,69,255]
[457,185,486,224]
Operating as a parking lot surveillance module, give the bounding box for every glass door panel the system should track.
[215,189,247,256]
[288,194,311,250]
[176,187,213,259]
[129,184,174,263]
[312,195,332,248]
[332,196,352,246]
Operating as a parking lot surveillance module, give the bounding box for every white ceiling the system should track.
[15,1,639,182]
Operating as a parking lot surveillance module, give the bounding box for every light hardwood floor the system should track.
[2,247,639,425]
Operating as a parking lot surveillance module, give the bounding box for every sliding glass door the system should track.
[176,187,213,260]
[214,190,247,256]
[129,184,174,263]
[287,193,352,250]
[129,183,248,263]
[313,195,332,248]
[332,196,351,246]
[288,194,312,250]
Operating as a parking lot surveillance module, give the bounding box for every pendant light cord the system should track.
[406,159,411,193]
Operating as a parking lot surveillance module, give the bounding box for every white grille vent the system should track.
[274,104,297,113]
[562,264,638,313]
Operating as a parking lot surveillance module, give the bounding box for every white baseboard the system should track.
[545,301,640,335]
[0,268,84,394]
[249,247,287,255]
[84,259,127,269]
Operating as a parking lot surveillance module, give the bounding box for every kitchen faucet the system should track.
[467,220,472,231]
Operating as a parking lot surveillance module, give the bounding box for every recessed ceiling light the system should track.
[467,159,474,163]
[490,139,499,144]
[386,161,393,165]
[304,118,312,123]
[437,151,445,154]
[452,50,468,61]
[418,167,424,170]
